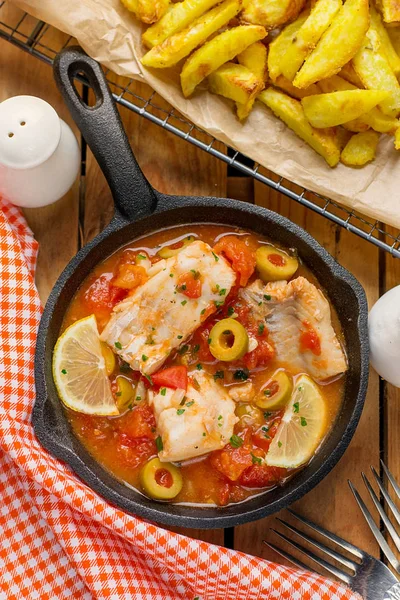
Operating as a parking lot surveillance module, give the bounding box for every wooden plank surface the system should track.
[2,8,399,577]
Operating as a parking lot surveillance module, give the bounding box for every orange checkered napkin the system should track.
[0,198,362,600]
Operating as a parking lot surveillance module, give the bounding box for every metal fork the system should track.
[264,508,400,600]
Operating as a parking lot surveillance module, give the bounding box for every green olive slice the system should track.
[157,235,196,259]
[209,318,249,362]
[255,370,293,410]
[256,246,298,282]
[115,376,136,411]
[140,457,183,500]
[101,342,116,376]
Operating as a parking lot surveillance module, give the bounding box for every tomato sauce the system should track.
[63,224,345,506]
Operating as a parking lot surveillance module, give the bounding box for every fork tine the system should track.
[287,508,364,560]
[380,460,400,501]
[264,540,313,572]
[276,518,358,571]
[348,480,400,574]
[362,472,400,552]
[371,466,400,529]
[269,529,351,584]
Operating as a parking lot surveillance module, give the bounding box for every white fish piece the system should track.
[100,241,236,374]
[148,371,238,463]
[239,277,347,380]
[228,381,254,402]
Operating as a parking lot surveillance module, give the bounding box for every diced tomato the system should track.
[243,338,275,370]
[217,481,231,506]
[176,272,202,299]
[118,403,156,439]
[112,263,147,291]
[84,273,127,315]
[300,321,321,356]
[213,236,256,287]
[252,414,282,452]
[190,323,216,362]
[239,464,287,488]
[210,429,262,482]
[116,434,156,469]
[152,366,188,391]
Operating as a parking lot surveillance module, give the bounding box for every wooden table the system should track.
[2,2,400,577]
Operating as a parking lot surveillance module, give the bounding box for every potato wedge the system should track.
[340,131,380,166]
[258,87,341,167]
[319,75,399,133]
[268,12,309,82]
[353,28,400,117]
[376,0,400,24]
[241,0,306,29]
[181,25,267,97]
[339,62,365,88]
[209,63,264,104]
[141,0,245,68]
[302,90,390,128]
[293,0,370,89]
[121,0,169,24]
[142,0,222,48]
[274,75,321,99]
[280,0,342,82]
[395,127,400,150]
[370,4,400,75]
[237,41,268,82]
[387,26,400,57]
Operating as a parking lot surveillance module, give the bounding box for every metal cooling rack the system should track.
[2,1,400,258]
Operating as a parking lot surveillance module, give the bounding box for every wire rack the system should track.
[2,1,400,258]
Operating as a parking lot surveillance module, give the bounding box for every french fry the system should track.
[337,127,353,150]
[387,26,400,57]
[394,126,400,149]
[236,42,267,120]
[319,75,399,133]
[142,0,222,48]
[208,63,264,104]
[302,90,389,128]
[237,41,268,82]
[274,75,321,99]
[339,62,365,88]
[293,0,370,89]
[258,87,341,167]
[181,25,267,97]
[267,12,309,82]
[280,0,342,82]
[352,28,400,117]
[241,0,306,30]
[370,4,400,75]
[340,131,380,166]
[141,0,245,68]
[375,0,400,24]
[121,0,170,24]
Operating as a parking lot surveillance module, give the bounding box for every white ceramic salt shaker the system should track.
[369,285,400,387]
[0,95,80,208]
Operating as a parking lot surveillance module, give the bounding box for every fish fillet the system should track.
[240,277,347,380]
[100,241,236,374]
[148,371,238,462]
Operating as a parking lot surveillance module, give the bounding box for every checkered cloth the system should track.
[0,198,362,600]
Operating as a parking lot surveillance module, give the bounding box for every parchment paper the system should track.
[11,0,400,229]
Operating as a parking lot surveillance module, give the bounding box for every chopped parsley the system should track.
[227,306,235,316]
[202,432,206,437]
[298,385,304,392]
[196,363,203,371]
[177,408,185,416]
[180,397,187,406]
[155,436,163,452]
[115,341,122,350]
[178,344,189,355]
[234,369,249,381]
[230,435,244,448]
[219,288,227,296]
[160,388,167,396]
[115,392,122,397]
[258,323,265,335]
[192,344,200,353]
[251,453,262,465]
[142,354,148,362]
[186,400,195,407]
[120,361,131,373]
[264,412,272,419]
[144,374,153,386]
[218,415,223,421]
[179,284,187,291]
[212,252,219,262]
[200,309,206,315]
[278,441,283,448]
[214,301,224,308]
[293,402,300,413]
[264,294,271,301]
[177,335,183,339]
[264,389,271,397]
[207,338,212,345]
[135,395,142,402]
[137,254,146,260]
[213,370,224,381]
[127,402,133,411]
[169,273,174,278]
[61,369,67,375]
[181,300,188,306]
[191,270,200,279]
[300,416,308,427]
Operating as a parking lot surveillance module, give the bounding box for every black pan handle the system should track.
[53,46,158,221]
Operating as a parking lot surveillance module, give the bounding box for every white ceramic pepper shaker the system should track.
[0,95,80,208]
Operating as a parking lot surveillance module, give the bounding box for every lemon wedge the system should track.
[52,315,119,416]
[265,374,327,469]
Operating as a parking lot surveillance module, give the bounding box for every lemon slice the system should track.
[265,374,327,469]
[52,315,119,416]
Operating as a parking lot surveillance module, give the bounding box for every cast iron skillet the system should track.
[33,47,369,529]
